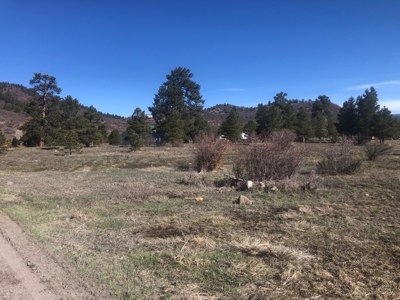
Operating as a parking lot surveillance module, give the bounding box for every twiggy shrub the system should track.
[193,133,230,172]
[122,180,158,202]
[181,171,209,187]
[316,137,362,175]
[233,130,305,181]
[364,140,391,160]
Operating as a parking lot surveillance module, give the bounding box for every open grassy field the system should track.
[1,142,400,299]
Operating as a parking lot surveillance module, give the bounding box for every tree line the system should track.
[19,73,108,150]
[218,89,400,143]
[6,69,400,152]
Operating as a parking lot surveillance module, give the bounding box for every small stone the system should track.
[259,182,266,189]
[233,195,253,205]
[365,193,370,197]
[246,181,253,189]
[271,186,279,192]
[6,182,13,185]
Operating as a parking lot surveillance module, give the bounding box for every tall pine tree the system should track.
[295,107,313,142]
[126,108,150,150]
[161,109,185,144]
[356,87,380,141]
[338,96,358,136]
[149,67,207,142]
[28,73,61,147]
[218,107,242,142]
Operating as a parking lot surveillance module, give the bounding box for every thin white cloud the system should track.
[219,88,246,92]
[379,99,400,112]
[345,80,400,91]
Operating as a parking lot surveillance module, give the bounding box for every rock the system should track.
[270,186,279,192]
[6,182,13,185]
[258,182,266,190]
[233,195,253,205]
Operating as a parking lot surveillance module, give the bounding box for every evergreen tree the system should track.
[327,114,340,142]
[312,112,328,139]
[161,109,185,143]
[356,87,380,140]
[295,107,313,142]
[108,129,122,145]
[185,116,211,141]
[218,107,242,142]
[78,123,105,146]
[149,67,205,142]
[11,137,20,147]
[98,124,108,141]
[20,119,43,146]
[129,133,144,151]
[255,104,269,134]
[21,94,62,146]
[373,106,398,142]
[312,95,332,118]
[338,96,357,136]
[28,73,61,147]
[126,108,150,149]
[256,105,284,135]
[311,95,338,141]
[272,92,297,130]
[64,130,81,155]
[60,95,80,130]
[20,76,106,148]
[0,129,7,152]
[78,106,107,146]
[243,120,258,136]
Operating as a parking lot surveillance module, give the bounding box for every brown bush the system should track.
[193,133,230,172]
[364,140,391,160]
[316,137,363,175]
[181,171,209,187]
[232,130,305,181]
[121,180,158,202]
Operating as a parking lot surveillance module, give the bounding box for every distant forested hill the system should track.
[0,82,129,139]
[202,101,342,132]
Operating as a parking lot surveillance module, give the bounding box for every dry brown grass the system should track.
[1,141,400,299]
[230,236,315,261]
[180,170,209,187]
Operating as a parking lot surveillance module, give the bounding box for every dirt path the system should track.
[0,231,57,299]
[0,210,109,300]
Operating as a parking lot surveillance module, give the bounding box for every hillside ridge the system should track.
[2,81,344,139]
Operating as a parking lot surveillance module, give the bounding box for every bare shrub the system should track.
[181,171,209,187]
[232,130,305,181]
[122,180,158,202]
[316,137,362,175]
[364,140,391,160]
[193,133,230,172]
[273,170,322,192]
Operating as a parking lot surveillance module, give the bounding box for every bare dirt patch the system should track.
[0,209,114,300]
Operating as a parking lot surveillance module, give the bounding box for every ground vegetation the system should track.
[0,138,399,299]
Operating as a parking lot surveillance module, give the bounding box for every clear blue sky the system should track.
[1,0,400,117]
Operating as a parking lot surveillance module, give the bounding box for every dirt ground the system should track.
[0,208,110,300]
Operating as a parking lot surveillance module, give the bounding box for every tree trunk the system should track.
[40,89,47,147]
